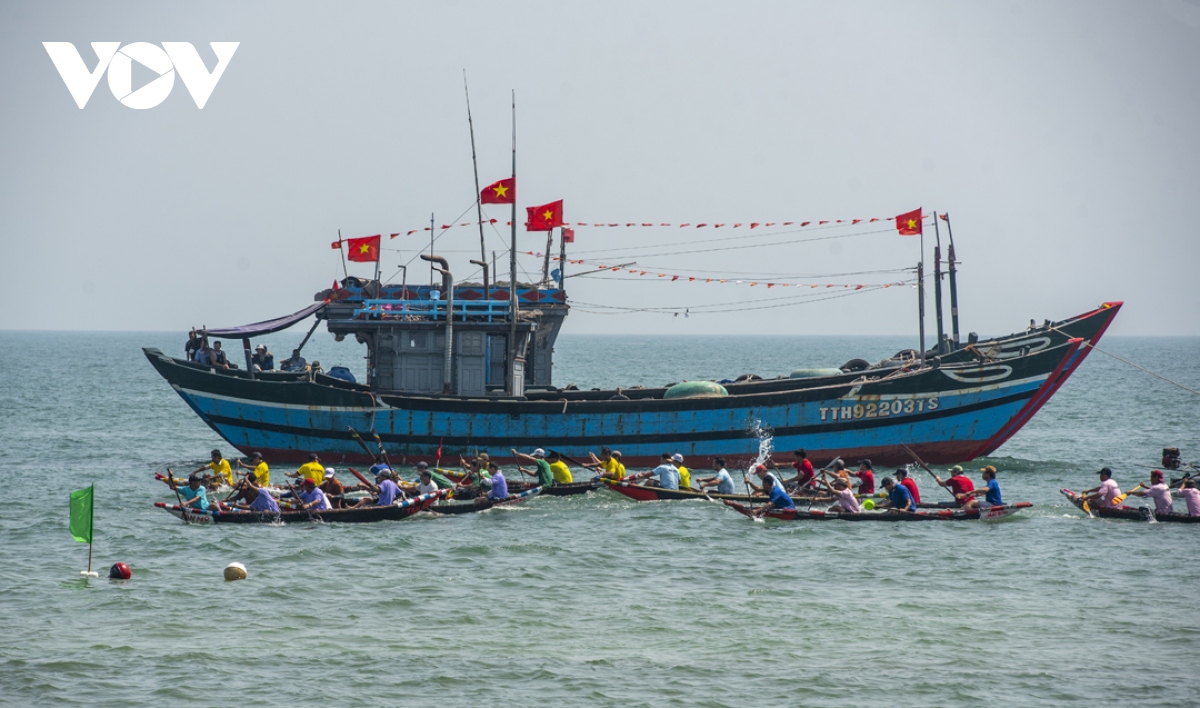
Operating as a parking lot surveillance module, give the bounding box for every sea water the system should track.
[0,331,1197,706]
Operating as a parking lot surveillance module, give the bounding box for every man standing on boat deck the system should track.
[878,476,918,513]
[895,468,921,505]
[185,329,203,361]
[1130,470,1174,515]
[648,452,681,490]
[547,451,574,484]
[755,475,797,517]
[698,457,736,495]
[192,449,233,487]
[237,451,270,487]
[513,448,555,488]
[673,454,692,490]
[934,465,975,507]
[290,453,326,485]
[852,460,876,496]
[1082,467,1122,507]
[210,341,230,369]
[959,467,1003,509]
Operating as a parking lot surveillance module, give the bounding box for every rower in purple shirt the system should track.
[486,461,509,501]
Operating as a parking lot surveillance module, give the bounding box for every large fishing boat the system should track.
[144,259,1121,466]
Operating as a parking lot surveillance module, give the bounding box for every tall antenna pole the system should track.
[464,71,488,278]
[429,213,435,285]
[917,260,926,366]
[338,229,348,279]
[944,212,961,348]
[932,210,945,355]
[507,90,519,396]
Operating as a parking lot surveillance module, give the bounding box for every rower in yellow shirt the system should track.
[589,447,626,482]
[290,453,326,485]
[547,451,573,484]
[237,451,270,487]
[191,449,233,486]
[672,453,692,489]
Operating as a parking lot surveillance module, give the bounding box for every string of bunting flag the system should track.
[517,252,915,290]
[329,208,929,248]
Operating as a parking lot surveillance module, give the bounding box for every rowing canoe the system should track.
[428,485,542,515]
[154,490,445,524]
[723,499,1031,521]
[1059,489,1200,523]
[602,478,832,504]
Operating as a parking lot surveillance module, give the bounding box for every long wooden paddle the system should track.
[347,466,380,493]
[900,443,957,500]
[1112,483,1142,506]
[346,426,377,461]
[165,468,191,525]
[371,431,394,469]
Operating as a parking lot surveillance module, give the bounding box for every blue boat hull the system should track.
[145,302,1121,467]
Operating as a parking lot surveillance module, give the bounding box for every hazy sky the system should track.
[2,1,1198,337]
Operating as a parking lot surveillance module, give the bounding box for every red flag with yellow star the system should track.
[481,178,516,204]
[346,234,381,262]
[525,200,564,231]
[895,208,923,236]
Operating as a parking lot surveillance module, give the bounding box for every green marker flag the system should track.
[69,485,94,544]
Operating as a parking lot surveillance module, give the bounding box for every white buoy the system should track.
[223,562,248,581]
[80,570,99,577]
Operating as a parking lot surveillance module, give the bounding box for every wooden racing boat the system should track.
[427,485,542,514]
[154,489,446,524]
[1059,489,1200,523]
[723,499,1031,521]
[602,476,832,504]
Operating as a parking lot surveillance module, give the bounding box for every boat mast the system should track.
[464,72,488,287]
[932,209,945,355]
[541,229,553,286]
[917,259,926,365]
[944,212,961,348]
[507,90,519,396]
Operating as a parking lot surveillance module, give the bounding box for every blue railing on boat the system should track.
[352,299,512,322]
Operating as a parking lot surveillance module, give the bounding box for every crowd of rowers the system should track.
[162,446,1200,518]
[636,448,1006,517]
[162,446,619,515]
[1075,466,1200,516]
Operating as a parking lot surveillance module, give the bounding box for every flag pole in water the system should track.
[69,484,98,577]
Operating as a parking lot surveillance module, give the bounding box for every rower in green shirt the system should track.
[513,447,555,487]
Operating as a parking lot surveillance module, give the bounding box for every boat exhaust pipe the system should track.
[421,255,453,394]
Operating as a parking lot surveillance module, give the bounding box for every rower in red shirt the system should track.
[895,468,921,505]
[934,465,975,506]
[852,459,875,495]
[789,448,815,491]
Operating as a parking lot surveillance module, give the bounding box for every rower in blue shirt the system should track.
[649,452,681,490]
[879,476,918,513]
[960,466,1004,508]
[755,475,796,517]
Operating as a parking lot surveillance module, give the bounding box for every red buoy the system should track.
[108,562,132,580]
